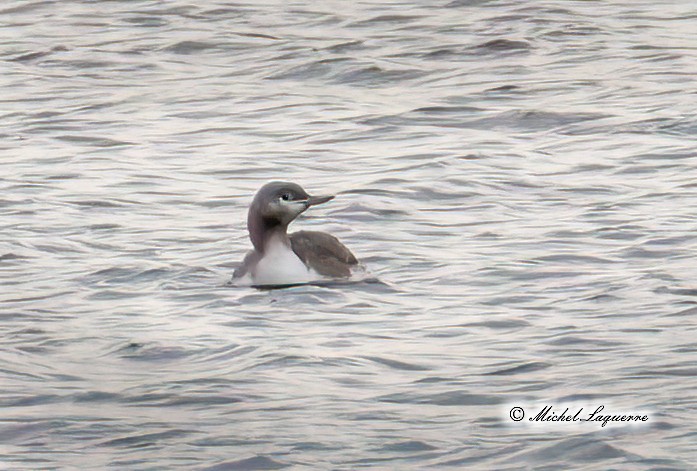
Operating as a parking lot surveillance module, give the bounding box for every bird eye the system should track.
[280,193,291,201]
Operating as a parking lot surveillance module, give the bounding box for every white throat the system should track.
[251,232,315,285]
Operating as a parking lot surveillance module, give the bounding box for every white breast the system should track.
[251,235,316,286]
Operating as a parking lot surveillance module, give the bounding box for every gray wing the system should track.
[290,230,358,278]
[232,249,261,279]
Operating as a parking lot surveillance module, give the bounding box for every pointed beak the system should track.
[305,194,334,207]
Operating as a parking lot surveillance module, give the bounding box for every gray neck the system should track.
[248,212,289,253]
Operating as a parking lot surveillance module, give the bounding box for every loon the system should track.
[232,181,359,287]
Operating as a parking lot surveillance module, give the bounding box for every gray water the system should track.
[2,0,697,469]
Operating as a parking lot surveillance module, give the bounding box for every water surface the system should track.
[2,0,697,469]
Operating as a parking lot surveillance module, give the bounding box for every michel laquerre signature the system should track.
[509,405,649,427]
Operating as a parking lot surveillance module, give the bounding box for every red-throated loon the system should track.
[232,181,360,287]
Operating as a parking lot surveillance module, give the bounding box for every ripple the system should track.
[203,456,288,471]
[99,429,194,448]
[360,355,431,371]
[474,39,532,53]
[484,362,551,376]
[377,391,504,406]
